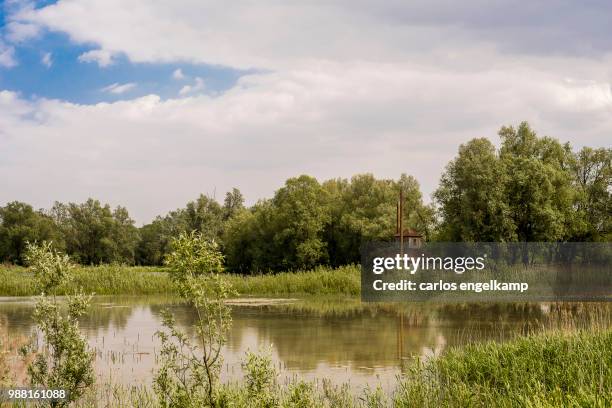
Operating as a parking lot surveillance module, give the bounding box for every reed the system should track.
[0,264,361,297]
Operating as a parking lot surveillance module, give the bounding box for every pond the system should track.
[0,296,609,392]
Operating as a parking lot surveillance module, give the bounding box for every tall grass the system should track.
[0,265,173,296]
[396,328,612,407]
[227,265,360,296]
[0,264,360,297]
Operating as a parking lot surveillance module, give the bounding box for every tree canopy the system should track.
[1,122,609,270]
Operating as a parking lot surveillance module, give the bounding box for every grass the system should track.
[0,264,361,297]
[227,264,360,296]
[0,264,172,296]
[396,328,612,407]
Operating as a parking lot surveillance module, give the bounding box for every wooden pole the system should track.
[396,201,400,234]
[399,188,404,256]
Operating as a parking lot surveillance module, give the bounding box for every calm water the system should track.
[0,296,609,391]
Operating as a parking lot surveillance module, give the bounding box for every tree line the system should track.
[1,122,609,271]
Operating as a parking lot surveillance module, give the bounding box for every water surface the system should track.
[0,296,608,391]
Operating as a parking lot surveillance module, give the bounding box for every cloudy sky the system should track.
[1,0,611,223]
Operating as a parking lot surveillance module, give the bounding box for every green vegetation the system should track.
[0,264,360,297]
[2,122,607,272]
[228,264,359,296]
[2,238,610,406]
[28,328,612,407]
[397,328,612,407]
[154,232,236,407]
[20,242,95,407]
[435,123,611,242]
[0,265,173,296]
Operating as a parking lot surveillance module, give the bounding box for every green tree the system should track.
[435,122,591,243]
[137,190,243,266]
[0,202,63,264]
[324,174,395,265]
[271,175,330,270]
[223,199,280,273]
[499,122,575,242]
[434,138,514,241]
[22,242,94,407]
[325,173,432,265]
[223,188,245,220]
[396,173,436,239]
[136,219,167,265]
[184,195,224,240]
[572,147,611,241]
[154,232,236,407]
[51,199,139,264]
[224,173,431,272]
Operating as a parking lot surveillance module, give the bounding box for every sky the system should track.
[1,0,611,224]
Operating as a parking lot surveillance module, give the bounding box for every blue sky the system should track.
[1,7,247,104]
[1,0,611,223]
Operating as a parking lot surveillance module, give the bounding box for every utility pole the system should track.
[399,188,404,256]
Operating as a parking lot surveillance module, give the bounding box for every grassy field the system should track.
[0,264,361,297]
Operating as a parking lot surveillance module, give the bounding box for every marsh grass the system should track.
[396,328,612,407]
[227,265,360,296]
[0,264,361,297]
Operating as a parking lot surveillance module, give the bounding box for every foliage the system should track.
[0,201,63,264]
[51,199,139,265]
[272,175,331,269]
[284,381,317,408]
[223,174,434,273]
[223,188,245,220]
[573,146,612,241]
[434,121,611,243]
[153,232,236,407]
[137,192,243,266]
[21,242,94,407]
[1,123,608,269]
[242,348,279,407]
[0,264,360,297]
[395,328,612,407]
[434,138,514,241]
[23,241,74,293]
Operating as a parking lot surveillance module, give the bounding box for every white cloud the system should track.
[78,49,115,67]
[101,82,136,94]
[178,77,204,95]
[172,68,185,80]
[13,0,612,70]
[6,21,41,43]
[1,63,611,223]
[0,41,17,67]
[2,1,612,223]
[41,52,53,68]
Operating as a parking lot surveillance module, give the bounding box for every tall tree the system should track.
[434,138,514,241]
[499,122,575,242]
[272,175,330,270]
[223,200,277,273]
[435,122,593,243]
[0,201,63,264]
[572,147,612,241]
[223,188,245,220]
[184,195,224,240]
[51,199,139,264]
